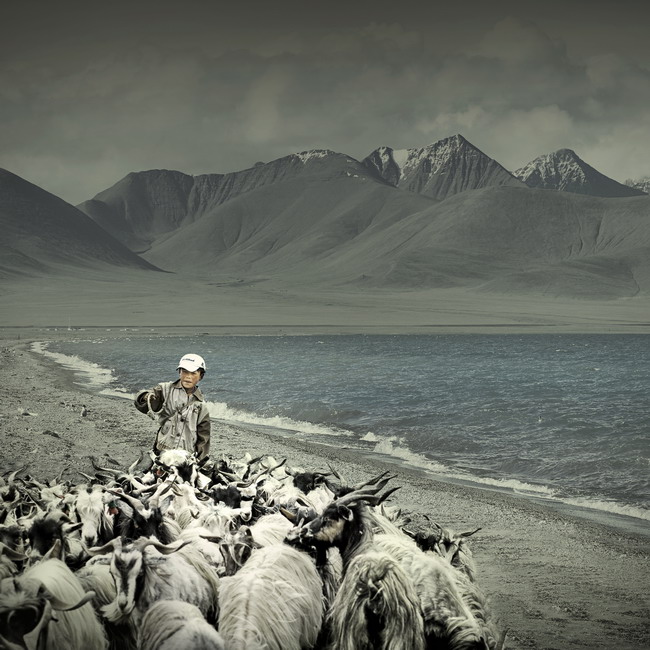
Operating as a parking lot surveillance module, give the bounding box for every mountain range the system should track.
[2,134,649,316]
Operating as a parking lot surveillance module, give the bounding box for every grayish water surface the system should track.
[38,334,650,527]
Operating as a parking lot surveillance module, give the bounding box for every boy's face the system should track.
[179,368,202,392]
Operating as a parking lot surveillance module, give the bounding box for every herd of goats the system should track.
[0,448,506,650]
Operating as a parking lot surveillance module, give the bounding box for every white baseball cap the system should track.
[177,354,206,373]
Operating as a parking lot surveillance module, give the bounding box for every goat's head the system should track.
[289,477,399,560]
[25,510,82,561]
[406,521,481,578]
[0,524,25,555]
[88,536,189,622]
[155,450,198,485]
[72,484,112,548]
[286,468,332,494]
[206,484,242,508]
[201,525,258,576]
[108,486,175,543]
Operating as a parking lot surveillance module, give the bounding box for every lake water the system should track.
[34,333,650,530]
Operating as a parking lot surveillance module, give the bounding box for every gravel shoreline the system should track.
[1,339,648,649]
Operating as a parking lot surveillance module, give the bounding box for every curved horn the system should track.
[351,470,392,491]
[0,543,27,562]
[252,458,288,481]
[48,589,97,612]
[334,475,397,506]
[107,488,147,514]
[132,537,191,555]
[327,463,342,481]
[128,450,145,473]
[5,467,28,484]
[86,537,121,556]
[91,457,121,475]
[336,483,401,508]
[148,478,176,508]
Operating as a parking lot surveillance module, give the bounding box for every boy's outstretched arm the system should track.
[134,385,164,414]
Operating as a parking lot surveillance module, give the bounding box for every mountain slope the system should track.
[362,134,526,200]
[78,151,383,252]
[140,169,436,276]
[514,149,645,198]
[344,187,650,297]
[0,168,160,279]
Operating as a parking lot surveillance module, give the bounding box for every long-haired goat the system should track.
[372,533,499,650]
[326,549,425,650]
[294,482,501,650]
[138,599,225,650]
[0,558,107,650]
[218,543,324,650]
[88,536,220,629]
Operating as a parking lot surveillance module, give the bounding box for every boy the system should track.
[134,353,211,460]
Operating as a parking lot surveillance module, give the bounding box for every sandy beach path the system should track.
[0,338,648,650]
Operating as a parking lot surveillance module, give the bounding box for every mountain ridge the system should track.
[78,150,382,251]
[514,149,645,198]
[362,134,526,200]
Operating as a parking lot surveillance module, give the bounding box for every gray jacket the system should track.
[134,380,211,459]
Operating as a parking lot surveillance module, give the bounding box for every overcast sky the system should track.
[2,0,649,204]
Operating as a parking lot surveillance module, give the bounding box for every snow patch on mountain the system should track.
[294,150,336,164]
[624,176,650,194]
[391,148,409,172]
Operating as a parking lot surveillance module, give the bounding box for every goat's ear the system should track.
[338,505,353,521]
[45,538,64,561]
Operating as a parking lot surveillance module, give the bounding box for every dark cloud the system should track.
[1,1,648,203]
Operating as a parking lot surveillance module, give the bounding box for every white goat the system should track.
[0,558,107,650]
[138,600,225,650]
[373,533,498,650]
[296,483,501,650]
[89,536,220,630]
[218,543,324,650]
[326,549,425,650]
[70,483,114,547]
